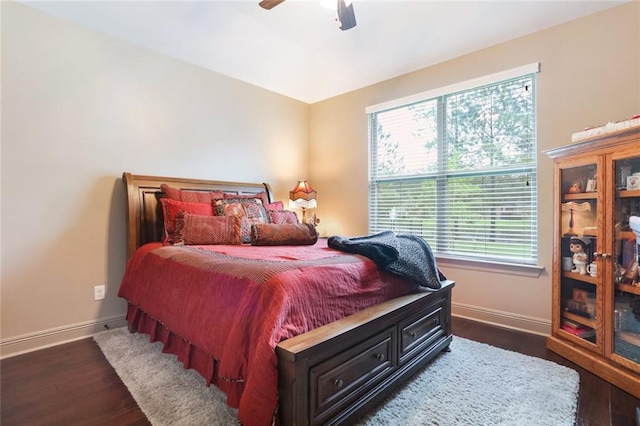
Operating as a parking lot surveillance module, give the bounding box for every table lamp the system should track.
[289,180,317,223]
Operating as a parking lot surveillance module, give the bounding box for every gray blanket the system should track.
[327,231,443,289]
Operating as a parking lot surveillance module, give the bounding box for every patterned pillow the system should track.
[161,184,224,203]
[174,212,241,245]
[222,191,269,206]
[250,223,318,246]
[264,201,284,211]
[160,198,213,245]
[267,210,299,225]
[214,199,269,243]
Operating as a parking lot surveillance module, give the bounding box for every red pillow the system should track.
[264,201,284,211]
[161,183,224,204]
[267,210,299,224]
[174,212,241,245]
[160,198,213,245]
[250,223,318,246]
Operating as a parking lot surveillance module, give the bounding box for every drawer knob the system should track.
[375,353,384,361]
[334,379,344,389]
[434,318,440,326]
[410,332,416,338]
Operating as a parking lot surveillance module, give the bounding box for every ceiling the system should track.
[22,0,628,104]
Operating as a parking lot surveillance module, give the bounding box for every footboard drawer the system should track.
[309,327,396,424]
[399,298,447,365]
[276,281,454,426]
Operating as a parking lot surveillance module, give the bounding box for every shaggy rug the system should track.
[94,327,579,426]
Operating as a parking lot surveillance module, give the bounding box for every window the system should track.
[367,64,539,266]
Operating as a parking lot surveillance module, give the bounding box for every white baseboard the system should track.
[452,302,551,336]
[0,314,127,359]
[0,305,550,359]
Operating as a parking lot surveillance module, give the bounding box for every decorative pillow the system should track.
[214,199,269,243]
[161,184,224,203]
[222,191,269,206]
[174,212,241,245]
[250,223,318,246]
[264,201,284,211]
[267,209,299,225]
[160,198,214,245]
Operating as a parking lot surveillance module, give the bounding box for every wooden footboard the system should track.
[277,280,454,425]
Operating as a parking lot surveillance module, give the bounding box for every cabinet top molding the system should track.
[545,125,640,159]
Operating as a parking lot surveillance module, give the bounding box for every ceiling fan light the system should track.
[337,0,356,31]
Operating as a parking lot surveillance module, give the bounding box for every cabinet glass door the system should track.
[612,156,640,364]
[558,163,599,345]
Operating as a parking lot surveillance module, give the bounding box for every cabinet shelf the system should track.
[616,283,640,296]
[620,231,637,240]
[617,331,640,347]
[618,189,640,198]
[563,192,597,201]
[562,271,598,285]
[562,311,596,329]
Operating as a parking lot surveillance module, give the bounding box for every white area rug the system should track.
[94,327,579,426]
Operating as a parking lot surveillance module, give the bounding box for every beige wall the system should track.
[2,2,639,357]
[310,2,640,334]
[0,2,309,356]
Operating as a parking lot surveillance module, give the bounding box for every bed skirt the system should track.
[125,303,245,409]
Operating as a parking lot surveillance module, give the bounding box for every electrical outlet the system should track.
[94,285,105,301]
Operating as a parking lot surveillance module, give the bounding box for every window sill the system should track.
[436,255,545,278]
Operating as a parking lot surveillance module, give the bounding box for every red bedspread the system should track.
[118,239,415,426]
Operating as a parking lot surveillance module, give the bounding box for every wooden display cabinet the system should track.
[545,125,640,399]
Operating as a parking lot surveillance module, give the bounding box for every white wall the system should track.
[1,1,310,356]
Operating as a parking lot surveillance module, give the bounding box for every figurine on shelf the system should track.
[569,236,591,275]
[566,180,583,194]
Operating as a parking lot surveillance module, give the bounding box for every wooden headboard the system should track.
[122,172,273,259]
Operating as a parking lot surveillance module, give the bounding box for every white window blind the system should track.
[368,67,538,265]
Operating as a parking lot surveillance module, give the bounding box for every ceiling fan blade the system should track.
[259,0,285,10]
[337,0,356,30]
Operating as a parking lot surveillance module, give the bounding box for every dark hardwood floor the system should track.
[2,317,639,425]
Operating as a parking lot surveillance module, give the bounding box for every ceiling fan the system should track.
[259,0,357,31]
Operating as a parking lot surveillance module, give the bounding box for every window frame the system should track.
[367,64,543,275]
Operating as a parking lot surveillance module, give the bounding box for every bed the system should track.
[119,172,455,426]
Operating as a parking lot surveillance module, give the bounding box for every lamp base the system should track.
[300,209,319,226]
